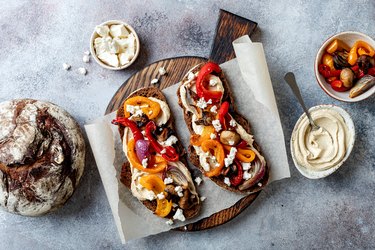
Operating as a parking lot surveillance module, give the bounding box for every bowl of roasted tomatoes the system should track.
[315,31,375,102]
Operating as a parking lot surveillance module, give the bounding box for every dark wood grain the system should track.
[106,9,260,231]
[209,9,257,64]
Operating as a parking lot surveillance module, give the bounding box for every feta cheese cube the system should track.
[119,51,134,66]
[166,219,174,225]
[210,133,216,140]
[156,192,165,200]
[163,177,173,185]
[82,54,90,63]
[212,119,222,132]
[78,67,87,75]
[98,52,119,67]
[243,171,252,180]
[109,24,130,38]
[229,119,237,127]
[200,196,206,201]
[161,135,178,146]
[173,208,186,222]
[210,105,218,113]
[62,63,71,70]
[196,97,208,109]
[224,177,231,186]
[242,162,251,171]
[158,67,167,75]
[194,176,203,186]
[224,147,237,167]
[95,25,110,37]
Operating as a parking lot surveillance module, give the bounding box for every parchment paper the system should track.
[85,35,290,244]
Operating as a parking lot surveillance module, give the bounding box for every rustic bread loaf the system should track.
[0,99,85,216]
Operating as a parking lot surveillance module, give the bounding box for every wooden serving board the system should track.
[106,9,259,231]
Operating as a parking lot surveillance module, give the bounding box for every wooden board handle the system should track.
[209,9,257,64]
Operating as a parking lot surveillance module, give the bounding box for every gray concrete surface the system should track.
[1,0,374,249]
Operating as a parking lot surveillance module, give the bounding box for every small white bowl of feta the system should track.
[90,20,140,70]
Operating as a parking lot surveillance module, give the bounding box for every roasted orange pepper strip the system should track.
[139,175,172,217]
[127,139,167,173]
[201,139,224,177]
[124,96,161,120]
[190,126,216,146]
[223,145,256,163]
[321,53,336,71]
[348,40,375,65]
[326,39,350,54]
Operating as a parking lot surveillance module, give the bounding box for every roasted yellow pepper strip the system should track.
[223,145,256,163]
[326,39,350,54]
[127,139,167,173]
[190,126,216,146]
[321,53,336,71]
[201,139,225,177]
[348,40,375,65]
[139,175,172,217]
[124,96,161,120]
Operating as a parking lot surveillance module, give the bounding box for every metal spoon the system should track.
[284,72,320,131]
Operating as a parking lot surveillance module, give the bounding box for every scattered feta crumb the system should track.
[200,196,206,202]
[158,66,167,75]
[196,97,208,109]
[78,67,87,75]
[83,54,90,63]
[62,63,71,70]
[161,135,178,146]
[175,186,184,197]
[187,72,195,80]
[164,177,173,185]
[229,119,237,127]
[243,171,252,180]
[210,133,217,140]
[207,99,212,104]
[84,51,90,55]
[210,105,218,113]
[224,177,231,186]
[156,192,165,200]
[224,147,237,167]
[242,162,251,171]
[173,208,186,222]
[194,176,203,186]
[141,130,146,136]
[141,158,148,168]
[258,182,263,187]
[228,140,235,146]
[160,148,166,154]
[166,219,174,226]
[212,119,222,132]
[151,78,159,85]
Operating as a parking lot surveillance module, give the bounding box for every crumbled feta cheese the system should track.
[215,162,220,167]
[210,105,218,113]
[164,177,173,185]
[229,119,237,127]
[187,72,195,80]
[242,162,251,171]
[95,25,110,37]
[200,196,206,201]
[108,40,120,54]
[207,99,213,104]
[158,67,167,75]
[141,158,148,168]
[173,208,186,222]
[78,67,87,75]
[194,176,203,186]
[156,192,165,200]
[224,177,231,186]
[228,140,235,146]
[209,75,221,86]
[109,24,129,38]
[212,119,222,132]
[210,133,216,140]
[162,135,178,146]
[62,63,71,70]
[126,105,135,113]
[196,97,208,109]
[133,109,143,117]
[243,171,252,180]
[83,54,90,63]
[257,182,263,187]
[224,147,237,167]
[141,130,146,136]
[166,219,174,225]
[202,161,210,171]
[175,186,184,197]
[151,78,159,85]
[160,148,166,154]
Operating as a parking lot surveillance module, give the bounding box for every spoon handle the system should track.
[284,72,318,129]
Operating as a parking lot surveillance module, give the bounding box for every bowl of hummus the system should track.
[290,105,355,179]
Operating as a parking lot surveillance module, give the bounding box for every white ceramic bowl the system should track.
[290,105,355,179]
[90,20,140,70]
[314,31,375,102]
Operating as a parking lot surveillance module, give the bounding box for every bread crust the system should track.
[177,63,269,194]
[117,87,201,220]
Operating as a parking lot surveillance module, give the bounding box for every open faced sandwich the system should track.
[112,87,201,224]
[177,62,269,193]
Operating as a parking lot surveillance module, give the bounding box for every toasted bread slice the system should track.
[177,63,269,194]
[117,87,201,220]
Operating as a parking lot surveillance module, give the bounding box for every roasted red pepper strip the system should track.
[218,101,230,127]
[112,117,143,142]
[230,159,243,187]
[145,121,179,162]
[196,62,223,102]
[331,80,350,92]
[318,64,341,78]
[368,67,375,76]
[237,140,248,149]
